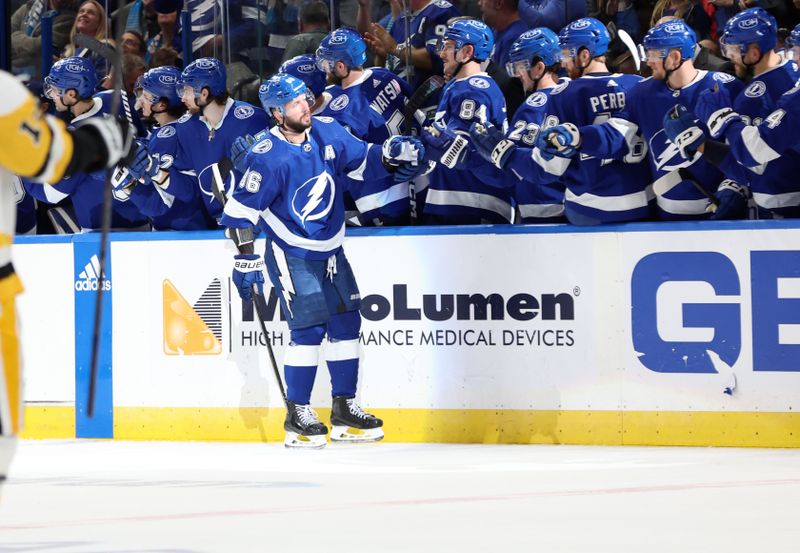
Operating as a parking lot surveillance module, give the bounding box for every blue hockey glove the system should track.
[694,85,742,140]
[469,121,516,170]
[709,179,748,220]
[231,134,256,173]
[232,253,264,303]
[535,123,581,159]
[421,120,470,169]
[663,105,706,159]
[127,141,160,183]
[382,135,427,181]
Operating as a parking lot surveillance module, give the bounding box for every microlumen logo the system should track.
[163,278,223,355]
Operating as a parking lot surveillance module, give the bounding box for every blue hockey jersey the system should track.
[319,68,413,224]
[426,72,512,224]
[24,93,150,231]
[730,60,800,217]
[508,88,566,223]
[579,70,745,220]
[508,73,653,225]
[220,116,393,260]
[387,0,461,91]
[173,99,269,222]
[127,122,214,230]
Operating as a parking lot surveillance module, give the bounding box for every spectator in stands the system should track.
[363,0,462,90]
[11,0,79,77]
[62,0,113,84]
[282,1,331,63]
[650,0,712,40]
[480,0,530,120]
[121,30,146,56]
[518,0,588,33]
[111,0,159,41]
[144,0,181,67]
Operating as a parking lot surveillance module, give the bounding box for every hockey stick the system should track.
[403,74,445,134]
[210,158,289,408]
[617,29,641,73]
[75,31,123,419]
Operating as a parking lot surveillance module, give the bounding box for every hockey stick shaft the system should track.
[76,31,123,419]
[251,285,289,407]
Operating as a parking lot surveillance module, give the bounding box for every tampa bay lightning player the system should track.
[315,28,414,225]
[221,74,426,448]
[24,56,149,231]
[173,57,269,223]
[112,66,213,230]
[279,55,329,113]
[420,18,511,225]
[537,19,747,220]
[501,27,567,224]
[662,9,800,218]
[472,18,653,225]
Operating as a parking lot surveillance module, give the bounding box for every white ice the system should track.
[1,440,799,552]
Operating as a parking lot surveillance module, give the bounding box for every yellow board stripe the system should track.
[22,406,800,447]
[20,406,75,438]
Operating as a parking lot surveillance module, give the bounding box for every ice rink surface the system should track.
[1,440,799,552]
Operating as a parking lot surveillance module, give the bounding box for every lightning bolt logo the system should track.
[292,172,335,226]
[271,242,295,318]
[650,130,691,172]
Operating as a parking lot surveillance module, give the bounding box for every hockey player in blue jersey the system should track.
[221,74,426,448]
[537,19,747,220]
[471,18,653,225]
[112,66,213,230]
[174,57,270,223]
[493,27,566,223]
[316,27,414,225]
[418,18,512,225]
[24,57,149,231]
[662,9,800,218]
[280,55,329,112]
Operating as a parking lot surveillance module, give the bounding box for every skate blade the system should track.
[284,432,327,449]
[330,425,384,443]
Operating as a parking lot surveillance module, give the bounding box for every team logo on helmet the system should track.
[253,139,273,154]
[158,74,176,85]
[526,92,548,107]
[519,29,539,40]
[663,22,685,33]
[468,77,490,89]
[234,105,255,119]
[65,62,89,73]
[570,19,592,29]
[292,172,335,226]
[298,64,315,74]
[157,126,176,138]
[195,59,217,69]
[744,81,766,98]
[330,94,349,111]
[330,33,347,44]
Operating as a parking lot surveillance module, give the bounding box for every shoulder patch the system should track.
[713,72,735,83]
[330,94,349,111]
[783,79,800,96]
[315,116,335,123]
[468,77,490,89]
[526,91,548,107]
[252,139,273,154]
[433,0,452,6]
[550,80,570,95]
[744,81,766,98]
[234,105,255,119]
[177,112,192,123]
[156,125,176,139]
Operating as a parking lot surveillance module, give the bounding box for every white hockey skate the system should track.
[330,397,384,443]
[284,401,328,449]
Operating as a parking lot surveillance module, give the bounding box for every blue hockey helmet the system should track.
[259,74,314,115]
[791,22,800,46]
[44,56,97,100]
[440,19,494,62]
[280,55,327,97]
[720,8,777,59]
[177,57,227,98]
[558,18,610,59]
[506,27,561,77]
[136,65,182,108]
[642,19,697,61]
[315,28,367,72]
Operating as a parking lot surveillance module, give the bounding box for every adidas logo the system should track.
[163,278,222,356]
[74,254,111,292]
[607,79,618,87]
[373,79,381,88]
